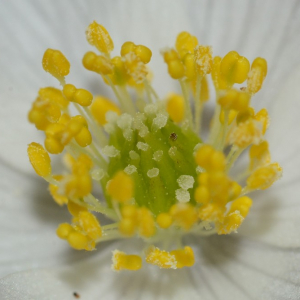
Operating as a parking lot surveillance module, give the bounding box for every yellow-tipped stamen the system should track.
[27,22,282,271]
[42,49,70,85]
[27,142,52,178]
[112,250,142,271]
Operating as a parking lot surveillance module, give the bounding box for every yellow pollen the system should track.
[170,203,198,230]
[211,56,228,90]
[247,57,268,94]
[78,211,102,240]
[112,250,142,271]
[194,45,213,76]
[42,49,70,83]
[249,141,271,171]
[246,163,283,190]
[86,21,114,54]
[145,246,177,269]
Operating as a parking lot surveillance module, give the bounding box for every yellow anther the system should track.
[228,119,263,148]
[228,196,252,217]
[145,246,177,269]
[200,76,209,102]
[44,137,64,154]
[168,60,185,79]
[39,87,69,109]
[211,56,228,90]
[246,162,282,190]
[170,203,197,230]
[220,51,250,84]
[198,203,225,223]
[75,126,92,147]
[156,212,173,229]
[183,53,196,80]
[135,45,152,64]
[138,207,156,238]
[218,89,250,112]
[42,49,70,82]
[56,223,73,239]
[249,141,271,171]
[195,145,226,172]
[67,201,87,217]
[76,153,93,170]
[217,211,244,234]
[67,231,89,250]
[65,170,92,198]
[28,142,51,177]
[78,211,102,240]
[254,108,269,135]
[162,49,185,79]
[121,41,136,56]
[190,76,210,102]
[219,109,238,125]
[166,93,185,123]
[170,246,195,268]
[123,52,148,84]
[121,42,152,64]
[90,96,121,125]
[236,107,255,124]
[121,204,138,219]
[112,250,142,271]
[194,45,213,76]
[72,88,93,106]
[82,51,113,75]
[107,171,134,203]
[119,218,136,236]
[63,84,93,106]
[176,31,198,59]
[197,172,209,186]
[247,57,267,94]
[108,56,129,85]
[195,144,214,168]
[194,185,210,204]
[49,175,68,205]
[86,21,114,54]
[229,181,242,200]
[162,48,180,63]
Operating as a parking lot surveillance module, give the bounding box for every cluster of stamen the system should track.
[27,21,282,271]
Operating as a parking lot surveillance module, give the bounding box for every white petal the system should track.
[1,236,300,300]
[0,162,87,278]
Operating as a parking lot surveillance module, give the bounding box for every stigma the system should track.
[27,22,282,271]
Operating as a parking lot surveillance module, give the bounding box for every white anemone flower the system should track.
[1,0,300,299]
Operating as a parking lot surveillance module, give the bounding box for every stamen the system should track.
[27,23,282,271]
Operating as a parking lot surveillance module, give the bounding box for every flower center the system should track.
[27,21,282,271]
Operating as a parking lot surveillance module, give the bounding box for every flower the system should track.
[1,1,300,299]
